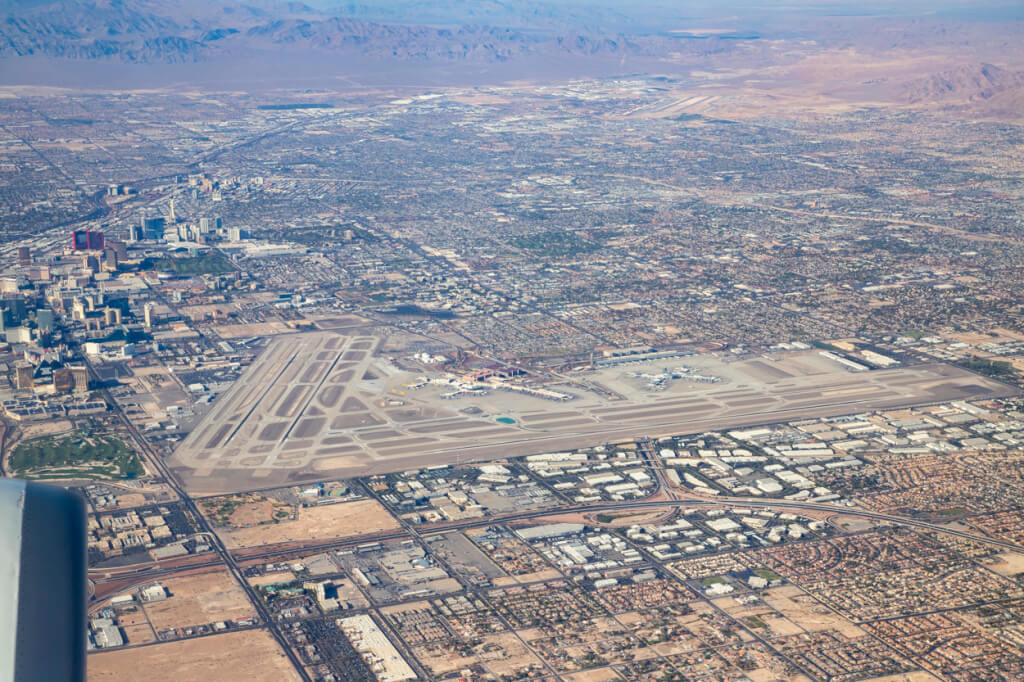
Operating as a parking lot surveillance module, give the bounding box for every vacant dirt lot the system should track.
[218,498,400,549]
[87,628,301,681]
[120,623,156,646]
[716,596,806,637]
[143,569,253,631]
[230,498,283,526]
[492,568,562,587]
[413,643,477,677]
[985,551,1024,577]
[860,673,941,682]
[763,585,863,637]
[212,321,294,338]
[201,493,293,528]
[479,633,543,676]
[247,570,297,587]
[565,668,622,682]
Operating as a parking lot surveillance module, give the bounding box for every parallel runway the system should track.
[169,332,1017,494]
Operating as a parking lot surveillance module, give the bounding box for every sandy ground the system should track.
[231,498,280,525]
[589,509,672,527]
[218,498,400,549]
[479,633,543,676]
[380,600,430,615]
[715,597,807,637]
[101,482,179,509]
[333,578,370,608]
[143,569,254,631]
[201,494,292,528]
[763,585,863,637]
[653,637,705,657]
[18,419,73,438]
[311,314,370,329]
[413,644,478,677]
[123,621,158,645]
[87,492,150,513]
[861,673,941,682]
[211,321,295,338]
[831,514,882,533]
[247,571,296,587]
[113,609,150,628]
[491,568,563,587]
[178,303,236,321]
[984,552,1024,576]
[564,668,621,681]
[87,628,301,681]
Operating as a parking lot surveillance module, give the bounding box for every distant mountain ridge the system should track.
[3,0,1024,122]
[905,62,1024,103]
[0,0,661,64]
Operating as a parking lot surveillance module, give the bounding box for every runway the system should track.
[169,332,1017,494]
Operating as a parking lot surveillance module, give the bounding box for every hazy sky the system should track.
[309,0,1024,17]
[4,0,1022,24]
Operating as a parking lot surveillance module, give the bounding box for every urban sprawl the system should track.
[1,80,1024,681]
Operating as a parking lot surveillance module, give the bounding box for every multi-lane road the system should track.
[88,358,1024,682]
[86,357,315,682]
[90,484,1024,592]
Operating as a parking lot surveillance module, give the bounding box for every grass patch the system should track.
[752,568,782,581]
[937,507,968,517]
[258,581,307,602]
[509,231,600,258]
[811,340,842,352]
[700,576,727,586]
[10,433,143,480]
[148,251,234,275]
[956,358,1015,378]
[200,497,243,526]
[285,225,378,246]
[199,493,291,528]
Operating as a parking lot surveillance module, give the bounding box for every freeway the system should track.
[224,494,1024,566]
[82,431,1024,682]
[637,437,679,500]
[90,488,1023,621]
[84,358,314,682]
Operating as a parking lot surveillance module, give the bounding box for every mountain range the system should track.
[906,63,1024,103]
[2,0,1023,119]
[0,0,680,64]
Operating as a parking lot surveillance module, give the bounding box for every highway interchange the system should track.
[86,352,1024,682]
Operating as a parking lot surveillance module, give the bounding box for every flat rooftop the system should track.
[169,332,1016,494]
